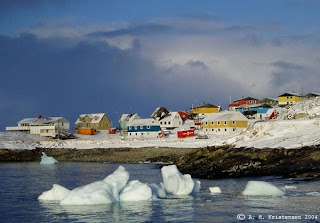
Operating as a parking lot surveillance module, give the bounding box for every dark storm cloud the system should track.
[87,24,173,38]
[0,32,250,130]
[0,0,65,15]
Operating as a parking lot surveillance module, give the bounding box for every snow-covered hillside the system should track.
[1,97,319,150]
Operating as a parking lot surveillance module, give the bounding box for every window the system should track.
[233,128,236,131]
[206,129,208,131]
[164,122,167,125]
[147,126,150,129]
[134,126,137,130]
[218,129,220,132]
[160,122,163,125]
[224,121,227,125]
[129,126,132,130]
[225,129,227,131]
[232,121,236,125]
[211,122,214,125]
[217,121,220,125]
[212,129,214,131]
[129,133,132,136]
[168,122,171,125]
[135,133,138,136]
[205,122,208,125]
[141,133,144,136]
[140,126,143,130]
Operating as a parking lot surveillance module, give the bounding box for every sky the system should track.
[1,0,320,130]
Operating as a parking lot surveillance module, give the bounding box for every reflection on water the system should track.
[1,162,320,223]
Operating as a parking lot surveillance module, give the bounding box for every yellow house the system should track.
[75,113,111,131]
[201,111,248,135]
[278,92,303,106]
[190,103,220,114]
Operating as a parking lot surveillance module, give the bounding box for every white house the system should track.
[158,112,183,130]
[6,115,70,137]
[118,113,140,131]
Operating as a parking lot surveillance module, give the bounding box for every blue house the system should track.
[235,104,273,120]
[127,118,161,138]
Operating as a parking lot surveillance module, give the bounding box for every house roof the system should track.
[159,112,181,122]
[127,118,159,126]
[306,92,320,97]
[202,111,248,122]
[278,92,302,97]
[18,117,69,125]
[261,97,278,102]
[234,96,259,102]
[119,113,140,123]
[191,103,219,109]
[150,107,169,119]
[75,113,106,124]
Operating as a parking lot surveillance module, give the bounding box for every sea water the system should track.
[0,162,319,223]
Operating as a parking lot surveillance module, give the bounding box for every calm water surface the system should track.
[0,162,319,223]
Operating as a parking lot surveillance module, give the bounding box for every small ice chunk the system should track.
[284,185,297,189]
[59,166,129,205]
[38,184,70,201]
[209,187,222,194]
[242,181,286,196]
[161,165,199,196]
[192,180,201,194]
[40,152,58,165]
[149,183,166,199]
[306,192,320,196]
[120,180,152,201]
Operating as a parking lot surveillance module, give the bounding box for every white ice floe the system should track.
[40,152,58,165]
[149,183,166,199]
[38,184,70,201]
[242,181,286,196]
[39,165,201,205]
[284,185,297,189]
[120,180,152,202]
[161,165,200,195]
[209,187,222,194]
[60,166,129,205]
[306,192,320,196]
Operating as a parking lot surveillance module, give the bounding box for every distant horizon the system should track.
[1,0,320,131]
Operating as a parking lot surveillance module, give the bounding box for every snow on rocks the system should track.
[161,165,200,196]
[40,152,58,165]
[209,187,222,194]
[38,184,70,201]
[242,181,286,196]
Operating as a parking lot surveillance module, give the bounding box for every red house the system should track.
[178,111,189,121]
[229,97,259,109]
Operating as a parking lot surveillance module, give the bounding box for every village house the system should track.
[150,107,170,120]
[229,97,259,111]
[159,112,183,130]
[201,111,248,135]
[260,97,278,106]
[235,104,274,120]
[189,103,220,115]
[118,113,140,131]
[6,115,70,137]
[278,92,303,106]
[305,92,320,98]
[75,113,110,131]
[127,118,161,138]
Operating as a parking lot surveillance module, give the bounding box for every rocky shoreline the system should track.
[1,146,320,179]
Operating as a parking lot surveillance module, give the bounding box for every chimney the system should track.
[37,115,42,119]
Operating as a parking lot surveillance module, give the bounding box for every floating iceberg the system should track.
[149,183,166,199]
[38,184,70,201]
[161,165,200,195]
[120,180,152,202]
[60,166,129,205]
[209,187,222,194]
[242,181,286,196]
[40,152,58,165]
